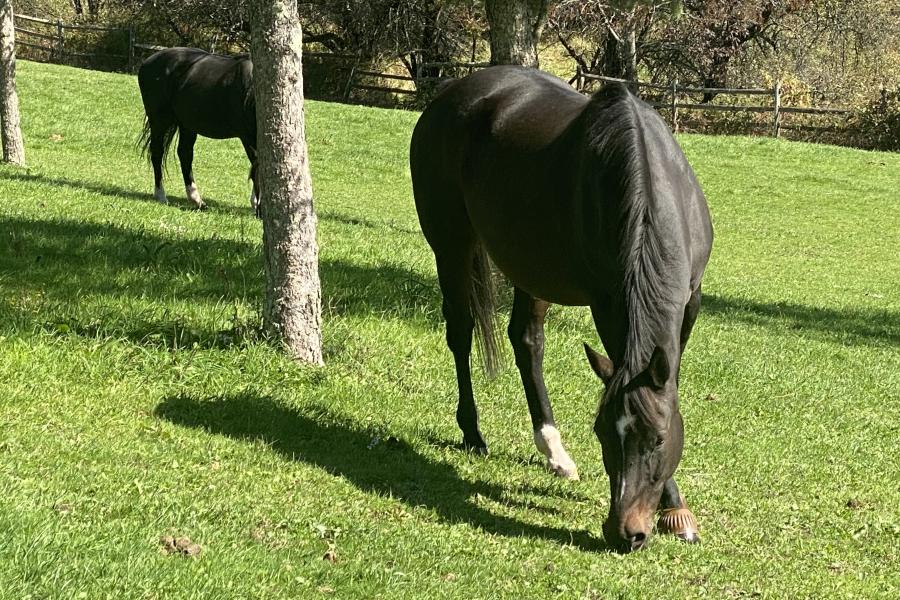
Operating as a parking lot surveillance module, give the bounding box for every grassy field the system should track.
[1,60,898,599]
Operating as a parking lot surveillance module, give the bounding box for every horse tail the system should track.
[469,242,503,377]
[137,117,152,161]
[137,116,177,171]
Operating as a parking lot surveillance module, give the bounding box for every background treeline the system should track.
[14,0,900,149]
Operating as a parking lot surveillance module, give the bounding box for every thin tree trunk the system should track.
[251,0,323,365]
[485,0,549,68]
[623,18,637,90]
[0,0,25,165]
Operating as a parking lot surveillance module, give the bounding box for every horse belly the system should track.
[172,88,243,139]
[465,192,594,306]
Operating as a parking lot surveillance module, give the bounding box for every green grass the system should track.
[1,60,898,599]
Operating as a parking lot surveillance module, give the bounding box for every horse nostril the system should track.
[629,531,647,551]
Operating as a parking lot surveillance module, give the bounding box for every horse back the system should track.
[412,67,611,304]
[411,67,712,308]
[138,47,255,141]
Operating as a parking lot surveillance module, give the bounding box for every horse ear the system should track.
[583,343,614,385]
[648,346,670,389]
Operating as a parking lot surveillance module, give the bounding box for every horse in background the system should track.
[410,66,713,552]
[138,47,259,213]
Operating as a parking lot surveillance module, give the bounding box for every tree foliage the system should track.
[14,0,900,111]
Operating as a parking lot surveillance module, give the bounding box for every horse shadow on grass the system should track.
[154,392,610,553]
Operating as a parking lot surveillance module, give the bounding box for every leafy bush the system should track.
[847,88,900,152]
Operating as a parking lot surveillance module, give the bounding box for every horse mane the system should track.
[586,84,681,425]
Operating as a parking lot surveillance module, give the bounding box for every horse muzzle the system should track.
[603,511,653,553]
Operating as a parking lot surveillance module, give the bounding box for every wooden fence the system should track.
[10,21,857,133]
[340,59,490,103]
[575,70,851,137]
[14,13,136,71]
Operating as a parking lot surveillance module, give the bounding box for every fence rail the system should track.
[10,18,860,134]
[575,70,851,138]
[13,13,135,71]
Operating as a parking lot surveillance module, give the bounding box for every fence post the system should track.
[54,19,64,62]
[127,25,135,71]
[343,64,357,102]
[671,79,678,132]
[773,80,782,138]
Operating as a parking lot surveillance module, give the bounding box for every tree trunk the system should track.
[251,0,323,365]
[485,0,549,68]
[623,19,637,91]
[0,0,25,165]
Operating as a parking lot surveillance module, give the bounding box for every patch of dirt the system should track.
[160,535,202,557]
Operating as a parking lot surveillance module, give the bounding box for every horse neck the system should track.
[616,191,687,377]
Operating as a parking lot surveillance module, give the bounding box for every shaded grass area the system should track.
[0,61,898,599]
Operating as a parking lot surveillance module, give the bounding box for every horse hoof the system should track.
[657,507,700,544]
[462,440,488,456]
[547,459,579,481]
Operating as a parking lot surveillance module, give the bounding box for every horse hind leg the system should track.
[177,128,205,210]
[435,249,489,454]
[148,123,171,204]
[508,287,578,480]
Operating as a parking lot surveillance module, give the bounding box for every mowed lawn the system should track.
[1,60,898,599]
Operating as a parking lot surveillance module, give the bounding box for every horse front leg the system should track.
[241,139,260,217]
[508,287,578,480]
[657,286,702,542]
[177,128,206,210]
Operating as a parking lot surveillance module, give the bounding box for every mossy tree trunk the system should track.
[484,0,549,68]
[0,0,25,165]
[251,0,323,365]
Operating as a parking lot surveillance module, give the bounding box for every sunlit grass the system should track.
[0,60,898,599]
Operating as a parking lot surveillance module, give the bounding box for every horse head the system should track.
[584,343,684,552]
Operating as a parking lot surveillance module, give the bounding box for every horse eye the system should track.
[654,436,665,449]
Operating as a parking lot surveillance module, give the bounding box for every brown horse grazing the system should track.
[410,66,713,552]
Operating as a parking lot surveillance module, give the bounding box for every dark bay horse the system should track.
[138,47,259,212]
[410,66,713,552]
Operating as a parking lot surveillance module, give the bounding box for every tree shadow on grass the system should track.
[702,293,900,347]
[154,392,609,553]
[2,171,424,226]
[0,170,252,215]
[5,211,894,351]
[0,214,442,344]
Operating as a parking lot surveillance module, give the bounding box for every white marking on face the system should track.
[533,424,579,480]
[249,189,259,211]
[154,185,168,204]
[615,415,634,501]
[616,414,635,440]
